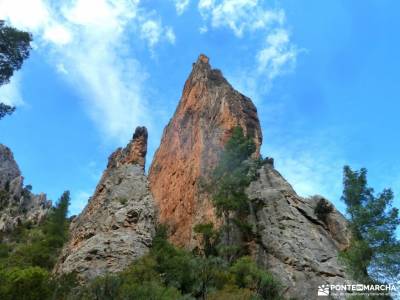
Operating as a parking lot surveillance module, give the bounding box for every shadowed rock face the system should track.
[247,164,351,300]
[54,127,155,281]
[149,54,262,247]
[0,144,51,234]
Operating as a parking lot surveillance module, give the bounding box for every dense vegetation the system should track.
[0,127,282,300]
[73,127,281,299]
[0,20,32,120]
[0,191,72,299]
[339,166,400,287]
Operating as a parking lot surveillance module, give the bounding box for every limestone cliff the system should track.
[149,54,262,246]
[148,55,351,299]
[54,127,155,281]
[0,144,51,234]
[247,163,351,299]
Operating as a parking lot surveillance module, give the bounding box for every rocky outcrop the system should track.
[0,144,51,234]
[54,127,155,281]
[149,54,262,247]
[148,55,351,298]
[247,163,351,300]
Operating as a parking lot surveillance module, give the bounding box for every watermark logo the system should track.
[317,285,330,296]
[317,283,397,297]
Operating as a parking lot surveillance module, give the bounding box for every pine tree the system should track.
[0,20,32,119]
[43,191,70,249]
[340,166,400,283]
[209,126,257,261]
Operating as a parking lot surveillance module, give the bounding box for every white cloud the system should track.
[174,0,190,15]
[140,19,176,49]
[199,25,208,33]
[197,0,298,94]
[56,63,68,75]
[257,28,297,80]
[70,190,91,215]
[0,0,49,31]
[165,27,176,44]
[198,0,284,37]
[0,74,24,106]
[1,0,175,143]
[43,24,72,45]
[141,19,162,48]
[266,135,347,213]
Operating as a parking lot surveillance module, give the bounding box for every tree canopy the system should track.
[0,20,32,120]
[340,166,400,284]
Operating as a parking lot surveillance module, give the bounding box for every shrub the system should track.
[0,266,51,300]
[314,198,333,223]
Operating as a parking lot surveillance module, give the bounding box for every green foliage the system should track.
[42,190,70,249]
[0,189,9,209]
[340,166,400,283]
[207,285,255,300]
[208,126,259,257]
[66,226,281,300]
[0,266,51,300]
[3,191,71,269]
[230,257,282,300]
[314,198,333,223]
[0,20,32,119]
[117,197,128,205]
[0,20,32,86]
[0,103,15,120]
[0,191,72,299]
[193,222,219,257]
[0,127,284,299]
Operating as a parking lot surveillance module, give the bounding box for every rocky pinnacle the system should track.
[148,54,262,247]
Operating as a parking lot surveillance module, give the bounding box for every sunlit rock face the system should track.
[148,54,262,247]
[54,127,155,281]
[247,163,351,300]
[148,54,351,299]
[0,144,51,234]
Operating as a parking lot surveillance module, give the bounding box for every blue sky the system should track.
[0,0,399,217]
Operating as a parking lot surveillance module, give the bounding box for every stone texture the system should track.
[54,127,155,281]
[148,54,262,247]
[247,163,352,300]
[0,144,51,233]
[148,54,351,298]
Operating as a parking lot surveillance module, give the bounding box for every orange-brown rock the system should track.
[148,54,262,247]
[110,126,148,169]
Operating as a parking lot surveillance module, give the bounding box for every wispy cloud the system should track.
[174,0,190,15]
[257,28,297,81]
[197,0,298,96]
[198,0,285,37]
[70,190,91,215]
[264,130,347,213]
[0,0,175,143]
[0,74,24,106]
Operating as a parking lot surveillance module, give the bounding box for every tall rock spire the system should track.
[54,126,155,281]
[148,54,262,247]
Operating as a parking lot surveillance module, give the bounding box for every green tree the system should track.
[5,191,70,270]
[43,190,70,248]
[193,222,219,257]
[0,20,32,119]
[210,126,257,257]
[340,166,400,283]
[0,266,51,300]
[230,256,282,300]
[0,103,15,119]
